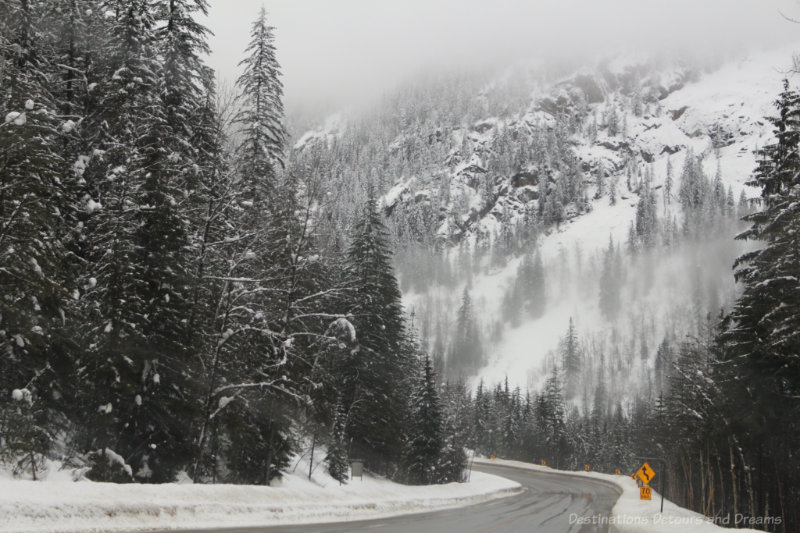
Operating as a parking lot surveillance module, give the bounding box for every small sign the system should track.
[636,462,656,485]
[585,464,590,471]
[640,486,652,500]
[490,454,496,460]
[350,461,364,480]
[541,460,546,466]
[615,469,621,475]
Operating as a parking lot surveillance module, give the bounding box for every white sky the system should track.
[201,0,800,113]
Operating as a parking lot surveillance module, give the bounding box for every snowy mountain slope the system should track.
[469,45,794,387]
[292,43,799,398]
[392,44,799,394]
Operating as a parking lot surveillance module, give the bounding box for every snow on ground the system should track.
[0,456,521,533]
[433,45,800,391]
[474,458,767,533]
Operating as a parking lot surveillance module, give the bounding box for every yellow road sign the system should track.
[490,454,495,460]
[636,462,656,485]
[640,486,652,500]
[584,464,590,471]
[615,469,621,475]
[541,460,546,466]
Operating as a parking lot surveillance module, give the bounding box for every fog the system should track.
[203,0,800,113]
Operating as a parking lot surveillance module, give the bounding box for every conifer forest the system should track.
[1,1,800,532]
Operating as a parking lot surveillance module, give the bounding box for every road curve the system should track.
[167,462,622,533]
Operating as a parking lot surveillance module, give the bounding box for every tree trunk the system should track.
[729,439,738,526]
[30,452,37,481]
[265,423,276,485]
[308,431,316,480]
[716,453,726,520]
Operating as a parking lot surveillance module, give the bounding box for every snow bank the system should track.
[0,461,520,533]
[474,458,765,533]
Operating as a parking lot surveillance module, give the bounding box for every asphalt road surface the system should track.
[165,462,622,533]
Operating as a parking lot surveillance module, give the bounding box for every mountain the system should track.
[290,43,798,401]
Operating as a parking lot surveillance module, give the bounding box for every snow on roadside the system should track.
[473,458,767,533]
[0,461,521,533]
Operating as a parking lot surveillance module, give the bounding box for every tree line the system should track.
[443,81,800,532]
[0,0,462,486]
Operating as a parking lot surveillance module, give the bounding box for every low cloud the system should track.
[204,0,800,113]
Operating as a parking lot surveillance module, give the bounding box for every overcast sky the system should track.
[201,0,800,113]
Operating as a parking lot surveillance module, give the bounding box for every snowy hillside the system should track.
[467,45,792,388]
[293,43,799,400]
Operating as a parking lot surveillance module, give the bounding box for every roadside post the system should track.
[634,457,665,513]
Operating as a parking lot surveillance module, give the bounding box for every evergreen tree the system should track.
[405,354,444,484]
[0,0,78,452]
[78,0,198,482]
[515,250,546,319]
[1,388,52,480]
[719,81,800,521]
[634,178,658,248]
[561,318,582,399]
[234,6,287,204]
[664,155,673,206]
[327,395,349,484]
[598,236,622,320]
[540,368,567,468]
[449,286,483,375]
[438,380,469,483]
[723,79,800,393]
[342,193,410,473]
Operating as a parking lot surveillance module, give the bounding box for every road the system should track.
[166,462,622,533]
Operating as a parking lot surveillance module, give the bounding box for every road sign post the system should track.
[634,456,666,513]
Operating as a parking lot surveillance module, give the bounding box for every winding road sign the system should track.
[636,462,656,485]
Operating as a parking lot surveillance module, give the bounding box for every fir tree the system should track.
[561,318,582,400]
[405,354,444,484]
[598,236,622,320]
[327,395,349,484]
[342,192,410,473]
[78,0,198,482]
[234,6,287,205]
[449,286,483,375]
[723,79,800,393]
[0,0,78,445]
[664,155,673,206]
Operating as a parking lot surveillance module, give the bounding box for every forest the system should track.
[1,1,799,532]
[0,0,462,487]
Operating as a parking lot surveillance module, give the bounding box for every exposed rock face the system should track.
[293,48,785,246]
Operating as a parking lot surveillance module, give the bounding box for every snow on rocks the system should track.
[0,456,521,533]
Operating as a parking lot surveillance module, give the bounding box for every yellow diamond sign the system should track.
[636,462,656,485]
